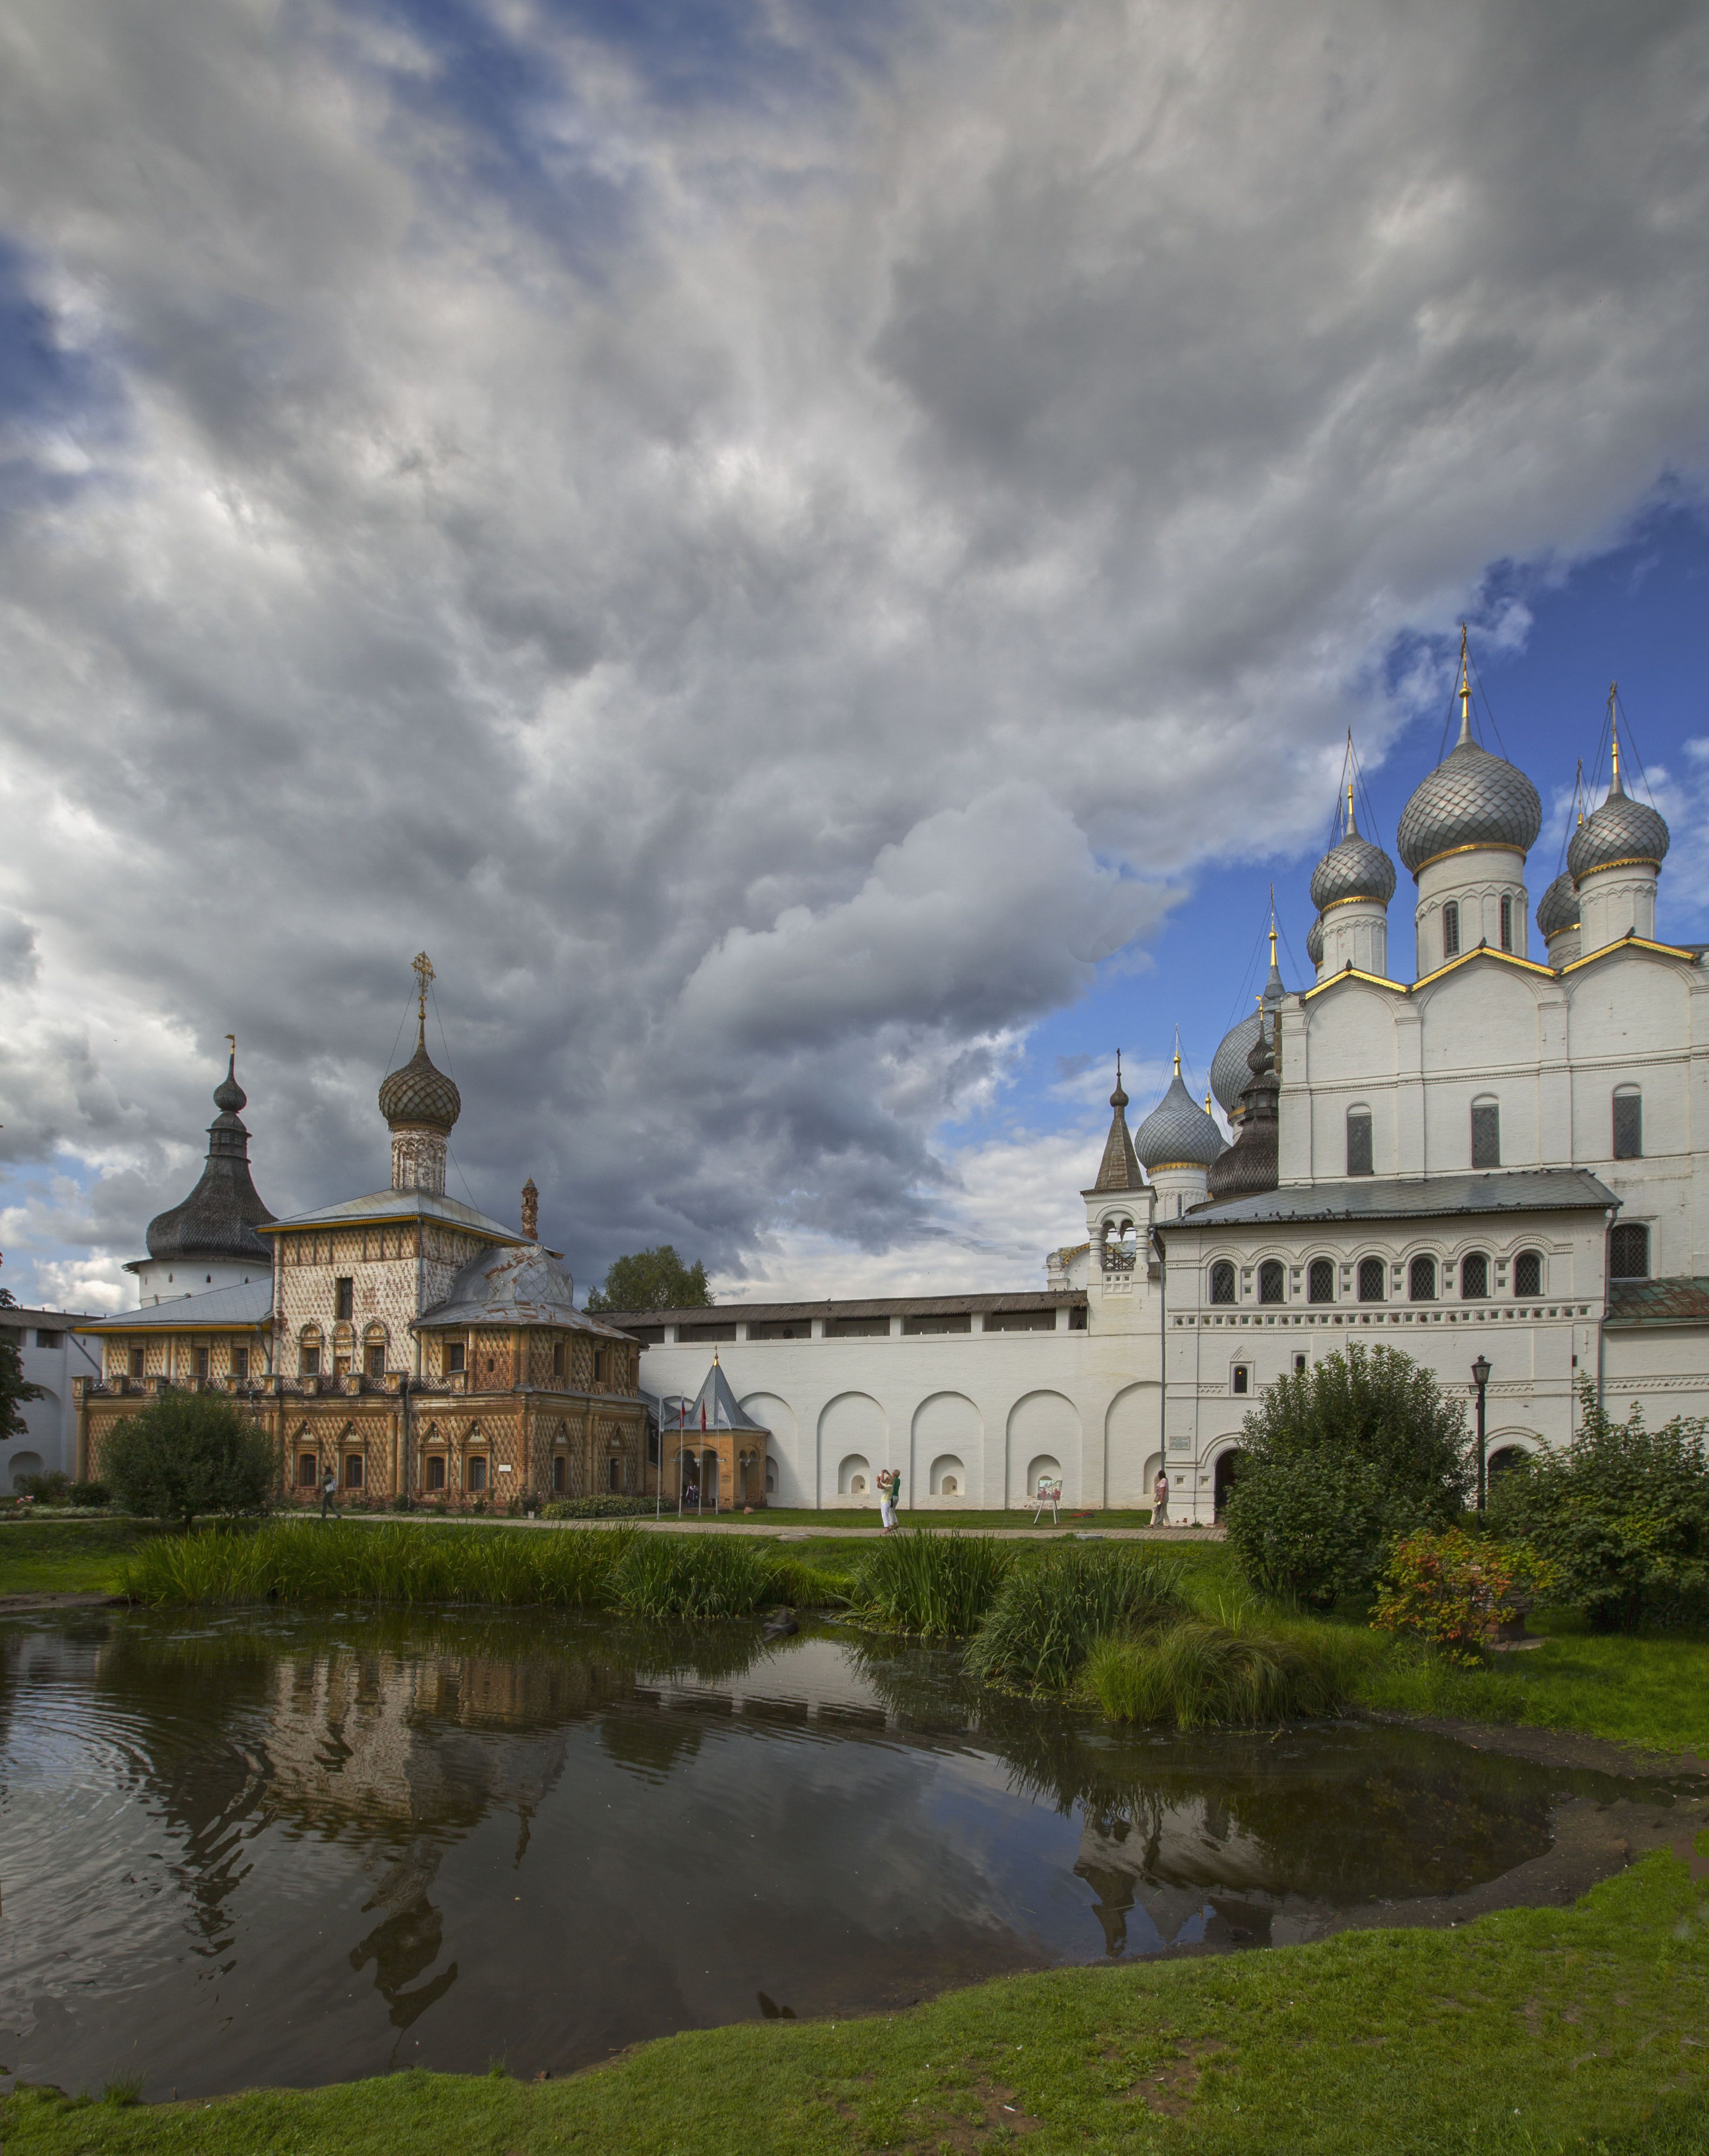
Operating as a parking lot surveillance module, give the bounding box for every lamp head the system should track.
[1471,1355,1492,1390]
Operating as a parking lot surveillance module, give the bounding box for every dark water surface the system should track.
[0,1609,1652,2098]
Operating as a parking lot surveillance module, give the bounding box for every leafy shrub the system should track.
[1371,1528,1559,1664]
[19,1470,72,1503]
[850,1531,1012,1638]
[1223,1345,1471,1607]
[103,1392,278,1528]
[965,1546,1187,1691]
[540,1494,658,1519]
[1488,1383,1709,1631]
[1082,1615,1357,1729]
[69,1479,110,1507]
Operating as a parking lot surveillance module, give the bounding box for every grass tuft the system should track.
[848,1531,1012,1638]
[1082,1613,1371,1729]
[965,1544,1189,1690]
[607,1532,789,1620]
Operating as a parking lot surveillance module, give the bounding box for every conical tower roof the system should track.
[1089,1056,1143,1193]
[145,1049,276,1264]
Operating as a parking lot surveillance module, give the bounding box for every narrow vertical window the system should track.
[1209,1261,1236,1305]
[552,1454,567,1493]
[1258,1260,1284,1304]
[1513,1249,1542,1297]
[335,1277,354,1321]
[1471,1100,1500,1169]
[1308,1258,1335,1303]
[1608,1223,1649,1280]
[1409,1255,1436,1301]
[1358,1256,1385,1302]
[1500,895,1513,952]
[552,1340,566,1379]
[1231,1366,1250,1395]
[232,1347,249,1382]
[1442,901,1460,960]
[1346,1108,1373,1177]
[1612,1089,1641,1160]
[365,1343,385,1380]
[129,1347,146,1378]
[1460,1252,1488,1300]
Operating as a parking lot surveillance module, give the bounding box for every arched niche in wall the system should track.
[1104,1382,1158,1511]
[1005,1390,1079,1507]
[911,1391,982,1505]
[741,1392,796,1505]
[818,1391,886,1505]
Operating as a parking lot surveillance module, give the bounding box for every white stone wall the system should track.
[129,1255,268,1305]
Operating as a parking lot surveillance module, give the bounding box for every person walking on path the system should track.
[877,1467,898,1534]
[1152,1468,1170,1525]
[320,1468,338,1520]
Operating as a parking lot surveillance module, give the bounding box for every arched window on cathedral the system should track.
[1513,1249,1542,1297]
[1609,1223,1649,1281]
[1209,1261,1236,1305]
[1346,1107,1373,1177]
[1308,1258,1335,1303]
[1258,1260,1284,1304]
[1409,1255,1436,1302]
[1612,1087,1642,1160]
[1357,1256,1385,1302]
[1460,1252,1488,1300]
[1442,901,1460,961]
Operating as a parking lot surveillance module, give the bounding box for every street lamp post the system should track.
[1471,1354,1492,1519]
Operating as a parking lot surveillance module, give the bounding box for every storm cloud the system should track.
[1,0,1707,1306]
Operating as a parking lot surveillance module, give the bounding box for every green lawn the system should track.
[8,1837,1707,2155]
[0,1519,158,1597]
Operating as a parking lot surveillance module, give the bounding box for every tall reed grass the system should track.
[608,1533,797,1621]
[849,1531,1012,1639]
[964,1545,1188,1690]
[1082,1615,1364,1729]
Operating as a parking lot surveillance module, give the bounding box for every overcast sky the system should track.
[2,0,1708,1313]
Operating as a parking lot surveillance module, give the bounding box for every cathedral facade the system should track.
[75,664,1709,1522]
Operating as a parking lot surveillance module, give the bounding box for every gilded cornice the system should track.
[1410,841,1527,881]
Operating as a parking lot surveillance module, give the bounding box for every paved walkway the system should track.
[303,1511,1224,1542]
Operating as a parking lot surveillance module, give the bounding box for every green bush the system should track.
[540,1494,658,1519]
[1489,1382,1709,1631]
[1371,1526,1559,1663]
[607,1532,788,1620]
[102,1392,278,1529]
[1082,1615,1358,1729]
[965,1545,1188,1690]
[850,1531,1012,1638]
[1223,1344,1471,1607]
[69,1479,110,1507]
[19,1470,71,1503]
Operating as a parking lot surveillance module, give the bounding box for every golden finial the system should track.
[225,1033,236,1058]
[411,952,434,1045]
[1203,1090,1212,1115]
[1458,624,1471,741]
[1173,1043,1181,1078]
[1575,757,1584,827]
[1608,683,1621,790]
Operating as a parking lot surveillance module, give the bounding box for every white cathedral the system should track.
[75,653,1709,1521]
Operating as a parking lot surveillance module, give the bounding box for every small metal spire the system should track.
[1172,1028,1181,1078]
[412,951,435,1046]
[1608,683,1624,795]
[1457,624,1472,743]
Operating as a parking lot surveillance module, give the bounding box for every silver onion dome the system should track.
[1535,871,1580,942]
[1310,795,1396,912]
[378,1023,462,1133]
[1132,1065,1224,1171]
[1305,914,1324,967]
[1396,701,1541,876]
[1567,759,1669,882]
[1210,942,1286,1113]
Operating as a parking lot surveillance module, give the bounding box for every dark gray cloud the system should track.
[1,0,1708,1305]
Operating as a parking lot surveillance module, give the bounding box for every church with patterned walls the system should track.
[74,651,1709,1520]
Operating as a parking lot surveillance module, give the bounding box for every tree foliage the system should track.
[103,1391,279,1529]
[1488,1381,1709,1631]
[0,1285,46,1444]
[585,1245,710,1312]
[1223,1344,1471,1607]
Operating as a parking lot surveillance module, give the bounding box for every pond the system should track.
[0,1608,1664,2099]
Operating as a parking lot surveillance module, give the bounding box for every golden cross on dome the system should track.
[412,952,435,1024]
[1459,624,1471,739]
[225,1033,235,1057]
[1608,683,1621,786]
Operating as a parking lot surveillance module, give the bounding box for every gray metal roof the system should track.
[263,1188,521,1242]
[1175,1167,1617,1229]
[1310,826,1396,911]
[75,1280,274,1332]
[1396,728,1542,875]
[144,1054,275,1266]
[655,1361,770,1434]
[1536,870,1580,941]
[1210,952,1288,1111]
[420,1244,632,1338]
[603,1289,1085,1329]
[378,1023,462,1133]
[1567,773,1669,881]
[1305,915,1324,967]
[1133,1071,1224,1171]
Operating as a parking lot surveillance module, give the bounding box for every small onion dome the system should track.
[1567,762,1669,882]
[1133,1068,1224,1171]
[378,1021,461,1132]
[1536,871,1580,942]
[1309,804,1396,913]
[1396,711,1541,875]
[1206,1022,1280,1202]
[1305,914,1325,967]
[1210,949,1286,1112]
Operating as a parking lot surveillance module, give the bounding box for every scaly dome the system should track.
[1535,871,1580,942]
[1305,914,1324,968]
[1210,941,1286,1113]
[1132,1062,1224,1171]
[1567,756,1669,883]
[1309,796,1396,912]
[1396,665,1541,875]
[378,1021,461,1133]
[145,1051,275,1264]
[1205,1019,1280,1203]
